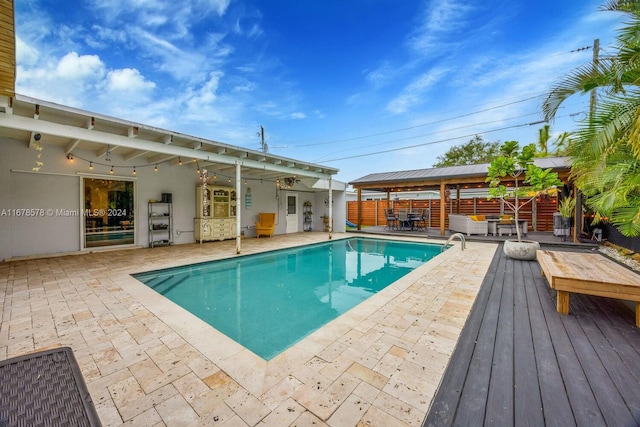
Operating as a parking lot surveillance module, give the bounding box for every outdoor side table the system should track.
[0,347,101,426]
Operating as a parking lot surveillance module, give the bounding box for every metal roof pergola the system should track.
[349,158,573,238]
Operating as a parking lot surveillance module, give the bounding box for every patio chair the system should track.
[255,212,276,238]
[0,347,101,426]
[416,208,430,231]
[397,209,410,230]
[385,208,397,230]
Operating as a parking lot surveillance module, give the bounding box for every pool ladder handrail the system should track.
[442,232,466,251]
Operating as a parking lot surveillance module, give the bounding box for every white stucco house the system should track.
[0,95,346,261]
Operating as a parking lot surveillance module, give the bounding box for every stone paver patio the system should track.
[0,232,496,426]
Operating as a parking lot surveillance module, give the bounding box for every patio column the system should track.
[328,177,333,239]
[235,162,242,254]
[357,188,362,231]
[440,181,446,236]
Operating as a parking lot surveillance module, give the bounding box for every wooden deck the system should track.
[423,244,640,426]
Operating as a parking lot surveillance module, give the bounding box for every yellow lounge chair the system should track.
[255,212,276,238]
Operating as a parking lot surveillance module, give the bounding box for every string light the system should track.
[178,157,182,166]
[62,153,283,187]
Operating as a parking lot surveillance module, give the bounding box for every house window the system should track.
[83,177,135,248]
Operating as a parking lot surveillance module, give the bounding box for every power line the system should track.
[318,114,578,163]
[270,92,548,149]
[312,110,543,162]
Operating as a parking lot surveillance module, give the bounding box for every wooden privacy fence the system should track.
[347,196,558,231]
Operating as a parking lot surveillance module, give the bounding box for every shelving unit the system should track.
[303,203,312,232]
[148,202,173,247]
[195,185,237,242]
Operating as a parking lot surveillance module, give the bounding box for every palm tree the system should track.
[542,0,640,237]
[552,131,571,155]
[537,124,551,156]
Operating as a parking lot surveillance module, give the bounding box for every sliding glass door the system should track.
[83,177,135,248]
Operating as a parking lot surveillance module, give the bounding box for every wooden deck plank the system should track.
[558,306,633,426]
[572,295,640,424]
[512,261,544,426]
[527,263,579,427]
[452,250,506,425]
[538,274,607,426]
[484,250,515,425]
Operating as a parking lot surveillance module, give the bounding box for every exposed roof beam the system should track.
[85,117,94,129]
[148,153,175,164]
[64,139,80,155]
[96,145,119,158]
[124,149,149,161]
[163,135,173,145]
[128,126,138,138]
[28,131,40,149]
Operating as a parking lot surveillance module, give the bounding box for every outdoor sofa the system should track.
[448,214,489,236]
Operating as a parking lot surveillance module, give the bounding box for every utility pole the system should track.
[259,125,268,153]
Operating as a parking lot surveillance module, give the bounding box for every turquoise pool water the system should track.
[133,237,444,360]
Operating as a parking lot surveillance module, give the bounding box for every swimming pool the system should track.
[133,237,444,360]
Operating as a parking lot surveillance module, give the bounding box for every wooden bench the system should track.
[537,250,640,327]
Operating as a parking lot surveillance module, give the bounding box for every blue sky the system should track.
[15,0,623,184]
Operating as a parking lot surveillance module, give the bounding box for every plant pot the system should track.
[503,239,540,261]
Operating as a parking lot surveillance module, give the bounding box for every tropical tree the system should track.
[552,131,571,155]
[535,125,571,156]
[486,141,563,242]
[542,0,640,237]
[537,124,551,156]
[433,135,501,167]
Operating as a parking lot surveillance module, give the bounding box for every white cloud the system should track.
[386,67,448,114]
[15,36,39,67]
[291,112,306,119]
[56,52,105,80]
[106,68,156,92]
[408,0,474,53]
[185,71,224,112]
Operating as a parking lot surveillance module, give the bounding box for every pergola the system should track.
[349,158,575,239]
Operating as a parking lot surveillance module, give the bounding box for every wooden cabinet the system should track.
[195,185,237,242]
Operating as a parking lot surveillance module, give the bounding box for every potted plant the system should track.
[486,141,563,260]
[558,196,576,221]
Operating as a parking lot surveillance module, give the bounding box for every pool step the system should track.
[145,273,190,294]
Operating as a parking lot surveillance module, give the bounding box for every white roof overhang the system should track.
[0,94,339,184]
